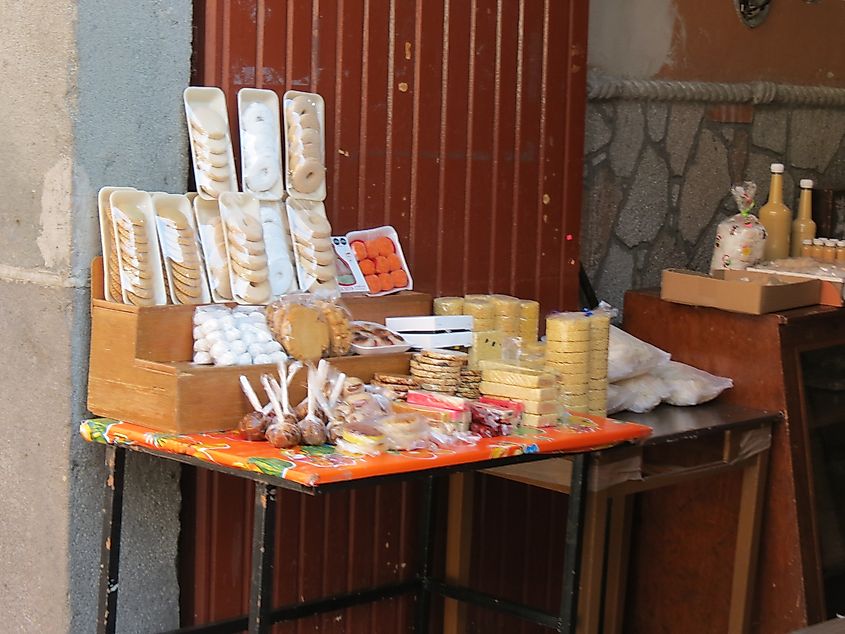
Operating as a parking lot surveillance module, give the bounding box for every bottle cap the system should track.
[770,163,785,173]
[803,239,813,245]
[800,179,814,189]
[825,239,837,246]
[838,240,845,248]
[813,238,824,245]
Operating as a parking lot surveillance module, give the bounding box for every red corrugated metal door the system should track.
[183,0,588,630]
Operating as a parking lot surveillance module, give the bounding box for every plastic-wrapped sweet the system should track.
[192,304,284,366]
[612,373,670,414]
[651,361,733,406]
[710,181,767,271]
[607,326,670,383]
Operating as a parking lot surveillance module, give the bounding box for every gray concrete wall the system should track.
[0,1,192,632]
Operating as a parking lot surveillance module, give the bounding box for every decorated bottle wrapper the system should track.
[710,181,767,272]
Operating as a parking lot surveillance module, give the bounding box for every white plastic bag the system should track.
[607,326,670,383]
[607,383,633,415]
[612,373,670,414]
[651,361,733,406]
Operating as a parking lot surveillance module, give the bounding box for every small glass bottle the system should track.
[812,238,825,259]
[801,239,813,257]
[837,240,845,264]
[822,239,837,263]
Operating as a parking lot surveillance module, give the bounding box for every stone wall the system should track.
[581,100,845,310]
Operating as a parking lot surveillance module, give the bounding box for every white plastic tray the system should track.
[285,198,338,293]
[218,192,272,305]
[194,196,233,302]
[109,189,168,306]
[98,186,136,302]
[238,88,284,201]
[282,90,326,201]
[346,225,413,296]
[184,86,239,201]
[258,200,298,296]
[151,193,211,304]
[350,321,411,356]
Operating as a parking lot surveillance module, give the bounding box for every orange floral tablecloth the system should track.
[80,415,651,487]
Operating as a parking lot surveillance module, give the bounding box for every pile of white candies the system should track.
[193,305,287,366]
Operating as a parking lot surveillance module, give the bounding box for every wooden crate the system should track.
[87,257,430,433]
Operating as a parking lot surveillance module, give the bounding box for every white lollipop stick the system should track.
[329,372,346,409]
[277,361,291,414]
[239,375,263,412]
[260,374,284,420]
[286,361,303,387]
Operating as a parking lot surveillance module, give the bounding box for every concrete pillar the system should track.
[0,1,192,631]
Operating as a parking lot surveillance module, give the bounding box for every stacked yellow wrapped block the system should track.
[587,312,610,416]
[434,293,541,342]
[478,361,561,427]
[545,312,591,412]
[519,300,540,341]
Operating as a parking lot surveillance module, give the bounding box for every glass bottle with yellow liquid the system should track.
[790,179,816,257]
[759,163,792,261]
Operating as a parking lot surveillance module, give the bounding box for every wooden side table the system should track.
[624,290,845,632]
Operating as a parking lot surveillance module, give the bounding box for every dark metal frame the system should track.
[97,444,591,634]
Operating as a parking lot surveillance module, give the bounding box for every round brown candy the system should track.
[238,411,271,441]
[265,421,301,448]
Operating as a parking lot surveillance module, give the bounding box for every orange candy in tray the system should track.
[347,226,413,296]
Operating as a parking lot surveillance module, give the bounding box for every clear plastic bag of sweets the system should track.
[651,361,733,407]
[607,326,670,383]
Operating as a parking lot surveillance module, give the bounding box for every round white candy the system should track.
[247,342,266,357]
[193,326,204,340]
[237,352,253,365]
[269,350,288,363]
[253,329,272,343]
[193,351,213,364]
[223,328,242,342]
[241,331,257,347]
[193,338,211,353]
[219,315,235,329]
[263,340,283,353]
[229,339,247,355]
[200,319,220,335]
[210,341,230,358]
[216,351,237,366]
[253,353,272,365]
[205,330,224,344]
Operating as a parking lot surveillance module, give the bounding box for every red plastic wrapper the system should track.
[469,401,517,437]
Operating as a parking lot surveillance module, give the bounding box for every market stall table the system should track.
[81,414,650,634]
[459,400,777,634]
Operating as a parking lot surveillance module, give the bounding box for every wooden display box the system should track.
[86,258,429,433]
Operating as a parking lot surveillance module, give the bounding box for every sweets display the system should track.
[184,87,238,200]
[110,189,168,306]
[409,349,468,395]
[259,201,298,295]
[283,90,327,200]
[350,321,409,355]
[287,199,339,292]
[347,226,412,296]
[152,193,211,305]
[710,181,766,272]
[219,192,272,304]
[238,88,284,201]
[544,312,591,412]
[193,305,285,366]
[456,367,481,399]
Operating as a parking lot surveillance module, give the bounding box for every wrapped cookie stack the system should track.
[519,300,540,341]
[544,312,592,413]
[462,297,495,332]
[433,296,464,316]
[587,311,611,416]
[409,349,468,395]
[153,193,211,305]
[219,193,273,305]
[370,373,418,400]
[490,295,521,335]
[456,367,482,399]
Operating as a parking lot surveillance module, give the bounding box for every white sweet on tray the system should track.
[192,305,286,366]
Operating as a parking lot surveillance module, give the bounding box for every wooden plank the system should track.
[728,450,770,634]
[443,472,475,634]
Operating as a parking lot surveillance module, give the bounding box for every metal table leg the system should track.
[97,445,126,634]
[559,453,589,634]
[416,476,436,633]
[249,482,278,634]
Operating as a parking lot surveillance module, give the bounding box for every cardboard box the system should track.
[660,269,821,314]
[746,267,844,307]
